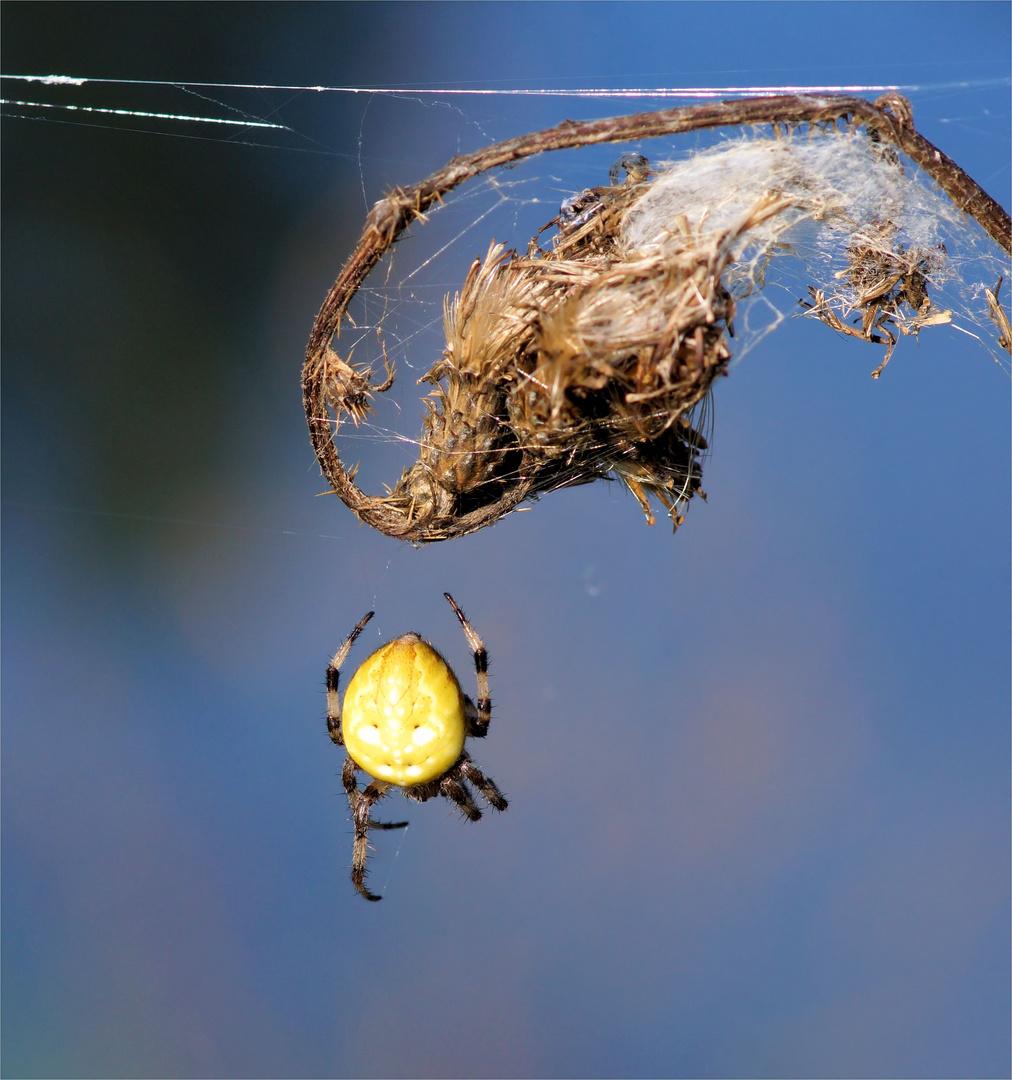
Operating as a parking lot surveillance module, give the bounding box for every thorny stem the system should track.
[303,93,1011,542]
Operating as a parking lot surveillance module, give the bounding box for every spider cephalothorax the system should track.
[326,593,507,901]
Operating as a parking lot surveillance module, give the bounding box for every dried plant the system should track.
[303,94,1011,543]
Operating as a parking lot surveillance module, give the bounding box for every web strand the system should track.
[3,72,1010,96]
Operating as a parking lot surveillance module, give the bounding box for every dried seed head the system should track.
[305,97,1010,542]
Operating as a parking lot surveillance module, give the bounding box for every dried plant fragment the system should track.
[389,166,731,533]
[984,277,1012,353]
[303,94,1011,543]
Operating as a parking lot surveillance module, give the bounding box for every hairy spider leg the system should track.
[326,610,374,747]
[404,752,506,818]
[443,592,491,736]
[437,766,482,821]
[342,756,409,830]
[347,767,402,902]
[457,750,508,812]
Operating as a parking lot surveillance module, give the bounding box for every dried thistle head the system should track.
[387,164,725,531]
[303,95,1010,543]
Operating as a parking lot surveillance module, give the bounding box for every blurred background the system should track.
[3,4,1009,1078]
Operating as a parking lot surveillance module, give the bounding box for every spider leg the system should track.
[439,767,482,821]
[457,750,508,812]
[443,593,491,737]
[403,780,440,803]
[342,757,407,901]
[463,698,489,739]
[343,758,409,827]
[327,611,374,746]
[350,776,401,902]
[341,755,362,812]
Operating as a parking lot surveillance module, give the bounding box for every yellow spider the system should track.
[326,593,507,901]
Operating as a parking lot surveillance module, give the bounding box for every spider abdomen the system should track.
[342,634,467,786]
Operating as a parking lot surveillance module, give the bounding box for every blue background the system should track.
[3,3,1009,1077]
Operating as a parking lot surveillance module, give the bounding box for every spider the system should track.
[326,592,507,901]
